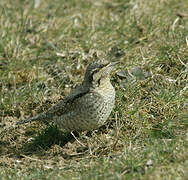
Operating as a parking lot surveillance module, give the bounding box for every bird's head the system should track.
[83,59,118,87]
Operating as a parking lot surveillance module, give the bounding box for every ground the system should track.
[0,0,188,179]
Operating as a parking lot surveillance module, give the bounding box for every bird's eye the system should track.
[88,68,99,83]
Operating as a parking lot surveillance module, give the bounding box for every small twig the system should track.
[112,112,120,150]
[186,36,188,47]
[71,131,85,147]
[177,12,188,18]
[21,154,43,162]
[172,17,179,31]
[178,55,186,66]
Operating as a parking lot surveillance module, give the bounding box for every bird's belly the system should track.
[80,97,115,130]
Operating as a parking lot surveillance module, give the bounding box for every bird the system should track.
[17,59,118,133]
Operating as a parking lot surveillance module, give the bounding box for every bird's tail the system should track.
[16,113,48,125]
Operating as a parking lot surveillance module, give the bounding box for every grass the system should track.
[0,0,188,179]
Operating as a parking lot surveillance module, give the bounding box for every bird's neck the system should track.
[98,77,112,90]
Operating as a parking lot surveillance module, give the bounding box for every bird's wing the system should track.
[16,84,89,125]
[46,84,89,116]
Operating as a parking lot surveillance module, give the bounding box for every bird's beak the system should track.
[108,61,119,67]
[103,61,119,76]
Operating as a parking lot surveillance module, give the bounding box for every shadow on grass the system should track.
[22,125,79,154]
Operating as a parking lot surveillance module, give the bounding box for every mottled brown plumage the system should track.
[17,60,117,132]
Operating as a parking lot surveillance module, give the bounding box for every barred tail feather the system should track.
[16,113,47,125]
